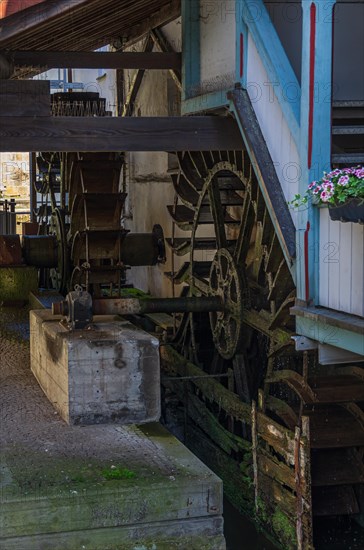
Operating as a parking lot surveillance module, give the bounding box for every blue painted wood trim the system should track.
[296,316,364,357]
[182,88,231,115]
[182,0,201,101]
[241,0,301,146]
[297,0,336,305]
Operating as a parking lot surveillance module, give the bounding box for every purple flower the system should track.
[308,181,316,189]
[313,186,321,195]
[327,169,341,178]
[320,191,330,202]
[343,168,354,174]
[355,168,364,179]
[338,175,349,186]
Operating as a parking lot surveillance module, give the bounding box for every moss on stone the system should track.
[271,509,296,549]
[0,267,38,303]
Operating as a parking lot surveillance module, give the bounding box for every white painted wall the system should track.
[319,208,364,317]
[122,21,185,298]
[246,34,299,227]
[199,0,236,95]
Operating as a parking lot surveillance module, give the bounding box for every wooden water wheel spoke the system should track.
[234,191,255,266]
[167,148,295,380]
[208,176,227,249]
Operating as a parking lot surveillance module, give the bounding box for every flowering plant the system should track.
[289,166,364,209]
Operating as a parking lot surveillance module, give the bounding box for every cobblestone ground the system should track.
[0,306,181,485]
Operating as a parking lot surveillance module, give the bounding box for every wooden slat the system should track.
[160,345,252,424]
[0,116,243,152]
[229,88,296,263]
[7,50,181,70]
[258,451,297,493]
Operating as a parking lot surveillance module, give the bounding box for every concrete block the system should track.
[30,309,161,425]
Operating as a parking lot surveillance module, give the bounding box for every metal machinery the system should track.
[23,92,166,295]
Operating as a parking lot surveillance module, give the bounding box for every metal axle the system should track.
[52,291,224,329]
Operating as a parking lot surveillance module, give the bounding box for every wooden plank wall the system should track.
[160,345,313,549]
[319,208,364,317]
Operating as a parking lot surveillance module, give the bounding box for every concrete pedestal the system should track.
[30,309,161,425]
[1,307,225,549]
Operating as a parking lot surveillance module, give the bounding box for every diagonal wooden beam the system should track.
[150,28,182,91]
[123,0,181,47]
[0,115,243,152]
[6,50,181,71]
[122,35,154,117]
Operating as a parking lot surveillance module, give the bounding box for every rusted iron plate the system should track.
[0,235,23,266]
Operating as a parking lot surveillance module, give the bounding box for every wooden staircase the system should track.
[268,363,364,519]
[332,100,364,165]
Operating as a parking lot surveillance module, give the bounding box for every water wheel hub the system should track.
[209,248,244,360]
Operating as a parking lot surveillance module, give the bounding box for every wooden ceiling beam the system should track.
[6,50,181,71]
[0,115,243,152]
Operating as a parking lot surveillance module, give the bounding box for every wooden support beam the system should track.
[151,28,182,90]
[0,80,50,116]
[0,116,243,152]
[122,35,154,117]
[122,0,181,47]
[6,50,181,70]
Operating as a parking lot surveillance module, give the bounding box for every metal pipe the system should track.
[52,295,224,317]
[92,296,224,316]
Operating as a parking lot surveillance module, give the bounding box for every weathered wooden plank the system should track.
[258,451,297,493]
[163,378,250,455]
[229,88,296,263]
[160,345,251,423]
[0,116,243,152]
[256,411,309,468]
[6,50,181,70]
[0,79,49,116]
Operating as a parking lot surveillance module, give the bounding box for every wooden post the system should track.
[299,416,314,548]
[294,426,303,550]
[227,368,235,433]
[297,0,337,305]
[182,0,200,100]
[251,400,259,512]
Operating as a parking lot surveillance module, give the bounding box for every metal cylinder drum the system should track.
[121,225,165,266]
[22,235,58,268]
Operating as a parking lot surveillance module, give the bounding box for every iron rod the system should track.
[92,296,224,316]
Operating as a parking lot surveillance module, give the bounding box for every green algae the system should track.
[0,267,37,304]
[271,509,296,549]
[102,467,136,480]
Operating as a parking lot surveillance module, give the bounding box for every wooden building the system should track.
[0,1,363,548]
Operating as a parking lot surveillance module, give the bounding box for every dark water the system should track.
[223,498,277,550]
[313,517,364,550]
[223,500,364,550]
